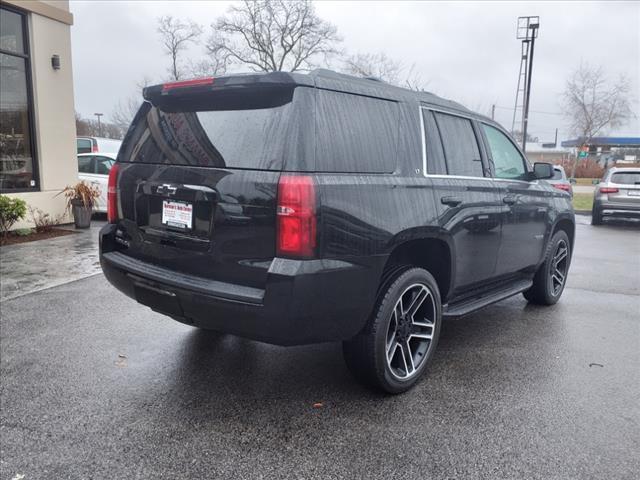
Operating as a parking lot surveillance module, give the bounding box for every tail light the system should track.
[599,187,619,194]
[553,183,571,192]
[276,175,316,258]
[107,163,120,223]
[162,77,214,93]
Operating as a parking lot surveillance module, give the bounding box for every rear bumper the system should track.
[99,224,382,345]
[595,200,640,218]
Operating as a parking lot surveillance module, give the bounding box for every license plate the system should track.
[162,200,193,229]
[628,191,640,196]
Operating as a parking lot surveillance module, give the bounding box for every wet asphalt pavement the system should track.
[1,217,638,480]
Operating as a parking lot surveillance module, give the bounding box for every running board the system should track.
[443,280,533,318]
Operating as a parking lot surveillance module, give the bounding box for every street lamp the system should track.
[94,113,103,137]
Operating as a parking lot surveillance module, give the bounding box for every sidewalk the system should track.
[0,220,105,302]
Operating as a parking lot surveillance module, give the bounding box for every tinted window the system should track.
[77,138,92,154]
[0,8,25,54]
[422,110,447,175]
[434,112,483,177]
[611,171,640,185]
[119,87,313,171]
[316,90,398,173]
[0,13,36,191]
[95,156,114,175]
[551,168,565,180]
[78,156,94,174]
[482,124,527,180]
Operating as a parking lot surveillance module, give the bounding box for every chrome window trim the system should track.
[419,105,427,176]
[419,106,535,185]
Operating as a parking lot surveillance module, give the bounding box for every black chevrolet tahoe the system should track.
[100,69,574,393]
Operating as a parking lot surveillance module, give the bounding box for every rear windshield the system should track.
[77,138,92,154]
[551,168,564,180]
[118,86,399,173]
[611,171,640,185]
[118,87,313,171]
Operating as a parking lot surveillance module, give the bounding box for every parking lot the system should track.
[1,216,638,480]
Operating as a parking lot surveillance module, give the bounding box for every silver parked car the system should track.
[592,167,640,225]
[548,165,573,197]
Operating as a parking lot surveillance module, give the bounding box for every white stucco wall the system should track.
[4,1,76,229]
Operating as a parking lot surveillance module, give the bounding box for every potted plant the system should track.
[59,181,101,229]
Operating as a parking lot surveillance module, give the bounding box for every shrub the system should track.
[29,206,64,233]
[59,181,101,210]
[0,195,27,240]
[555,158,605,179]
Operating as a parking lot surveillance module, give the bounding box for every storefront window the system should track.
[0,6,37,191]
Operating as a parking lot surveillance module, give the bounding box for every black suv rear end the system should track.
[100,69,574,393]
[100,72,385,346]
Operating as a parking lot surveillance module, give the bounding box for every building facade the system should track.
[0,0,76,228]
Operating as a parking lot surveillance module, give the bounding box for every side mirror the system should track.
[569,178,577,184]
[533,162,554,180]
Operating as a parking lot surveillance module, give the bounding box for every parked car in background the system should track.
[76,136,122,155]
[99,70,574,394]
[592,167,640,225]
[548,165,573,197]
[77,152,116,213]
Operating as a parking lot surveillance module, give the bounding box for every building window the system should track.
[0,6,38,191]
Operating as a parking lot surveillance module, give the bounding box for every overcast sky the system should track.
[70,1,640,142]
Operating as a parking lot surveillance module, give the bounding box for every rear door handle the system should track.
[441,196,462,207]
[503,195,517,205]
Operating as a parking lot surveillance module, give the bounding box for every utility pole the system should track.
[94,113,103,137]
[491,104,495,120]
[513,16,540,153]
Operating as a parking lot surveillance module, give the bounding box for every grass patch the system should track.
[572,192,593,211]
[574,177,599,186]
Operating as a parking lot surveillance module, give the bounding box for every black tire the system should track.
[523,230,571,305]
[591,203,603,225]
[343,267,442,394]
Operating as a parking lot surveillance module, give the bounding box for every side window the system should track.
[433,112,483,177]
[315,90,398,173]
[421,109,447,175]
[77,156,94,174]
[482,124,527,180]
[77,138,92,154]
[95,157,113,175]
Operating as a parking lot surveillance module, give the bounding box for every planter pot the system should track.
[70,200,93,229]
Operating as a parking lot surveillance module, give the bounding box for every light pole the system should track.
[94,113,103,137]
[516,16,539,153]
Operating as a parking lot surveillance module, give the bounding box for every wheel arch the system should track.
[381,229,454,303]
[552,215,576,251]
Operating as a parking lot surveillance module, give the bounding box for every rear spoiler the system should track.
[143,72,314,109]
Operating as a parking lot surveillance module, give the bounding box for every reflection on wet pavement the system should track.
[0,220,105,301]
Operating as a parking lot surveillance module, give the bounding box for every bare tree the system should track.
[186,57,228,79]
[562,62,634,176]
[158,15,203,80]
[403,63,429,92]
[110,77,152,135]
[111,97,141,134]
[76,113,123,139]
[344,52,402,84]
[343,52,429,91]
[206,0,341,72]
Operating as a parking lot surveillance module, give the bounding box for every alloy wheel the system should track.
[386,283,437,380]
[550,239,569,296]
